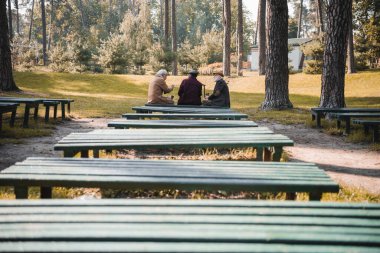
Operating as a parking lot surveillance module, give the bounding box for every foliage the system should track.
[49,43,72,72]
[11,36,37,71]
[149,43,175,72]
[302,40,324,74]
[97,33,129,74]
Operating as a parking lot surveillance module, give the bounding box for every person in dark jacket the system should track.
[203,71,230,108]
[178,69,204,106]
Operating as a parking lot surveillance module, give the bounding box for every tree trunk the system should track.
[7,0,13,40]
[223,0,231,76]
[297,0,303,38]
[15,0,20,34]
[48,0,54,51]
[237,0,243,76]
[41,0,48,65]
[159,0,163,41]
[320,0,352,108]
[171,0,177,75]
[78,0,87,30]
[261,0,292,110]
[258,0,266,75]
[347,8,356,74]
[29,0,35,42]
[0,0,18,91]
[164,0,169,47]
[316,0,324,34]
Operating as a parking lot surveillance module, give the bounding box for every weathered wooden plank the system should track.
[122,113,248,120]
[132,106,236,114]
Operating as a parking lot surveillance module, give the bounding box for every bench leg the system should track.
[33,105,39,121]
[67,102,71,113]
[15,187,28,199]
[53,105,58,119]
[93,149,100,158]
[373,126,379,143]
[10,108,16,127]
[23,105,30,128]
[0,113,2,131]
[364,125,370,135]
[45,105,50,123]
[272,147,283,162]
[316,114,321,128]
[285,192,296,200]
[256,148,263,161]
[61,102,65,119]
[263,148,272,161]
[309,192,323,201]
[81,150,89,158]
[41,187,52,199]
[337,120,341,129]
[345,118,351,134]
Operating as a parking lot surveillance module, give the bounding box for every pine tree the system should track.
[223,0,231,76]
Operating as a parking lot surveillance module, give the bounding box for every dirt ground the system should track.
[0,118,379,195]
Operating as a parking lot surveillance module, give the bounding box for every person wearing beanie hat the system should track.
[178,69,204,106]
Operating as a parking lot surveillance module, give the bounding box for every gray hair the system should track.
[156,69,168,77]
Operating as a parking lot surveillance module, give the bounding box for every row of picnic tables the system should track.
[1,104,379,252]
[0,97,74,130]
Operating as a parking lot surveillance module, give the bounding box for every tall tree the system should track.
[48,0,55,50]
[237,0,243,76]
[258,0,266,75]
[347,6,356,74]
[262,0,292,110]
[7,0,13,40]
[28,0,34,42]
[0,0,18,91]
[164,0,169,47]
[223,0,231,76]
[320,0,352,108]
[171,0,177,75]
[316,0,324,34]
[41,0,48,65]
[297,0,303,38]
[15,0,20,34]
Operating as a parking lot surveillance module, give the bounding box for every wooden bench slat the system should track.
[122,113,248,120]
[132,106,236,113]
[108,120,258,128]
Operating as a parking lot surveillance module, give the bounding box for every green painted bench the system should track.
[331,112,380,134]
[43,100,60,123]
[132,105,236,114]
[145,103,228,109]
[54,128,294,161]
[353,119,380,142]
[108,119,258,129]
[0,97,43,127]
[0,157,338,200]
[0,102,19,131]
[310,107,380,128]
[39,98,74,119]
[122,113,248,120]
[0,199,379,252]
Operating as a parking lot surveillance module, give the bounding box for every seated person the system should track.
[147,69,175,104]
[203,71,230,108]
[178,69,204,106]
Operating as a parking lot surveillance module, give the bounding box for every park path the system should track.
[0,118,379,195]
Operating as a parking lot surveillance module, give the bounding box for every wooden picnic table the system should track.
[0,102,19,131]
[311,107,380,128]
[331,112,380,134]
[0,97,43,127]
[1,199,379,252]
[353,119,380,142]
[54,128,293,161]
[0,157,338,200]
[37,98,74,119]
[123,113,248,120]
[109,119,258,129]
[132,105,236,114]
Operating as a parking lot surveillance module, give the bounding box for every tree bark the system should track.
[316,0,324,34]
[223,0,231,76]
[171,0,177,75]
[237,0,243,76]
[41,0,48,65]
[48,0,54,51]
[297,0,303,38]
[0,0,18,91]
[320,0,352,108]
[164,0,169,47]
[258,0,266,75]
[347,7,356,74]
[7,0,13,40]
[15,0,20,34]
[261,0,292,110]
[29,0,35,42]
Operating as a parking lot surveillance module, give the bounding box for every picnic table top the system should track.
[1,199,379,253]
[37,98,74,102]
[353,119,380,124]
[54,128,294,151]
[331,112,380,118]
[0,102,19,107]
[122,113,249,119]
[132,105,236,114]
[0,97,44,103]
[108,119,258,128]
[0,157,338,193]
[311,107,380,112]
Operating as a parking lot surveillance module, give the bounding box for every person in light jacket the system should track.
[147,69,175,104]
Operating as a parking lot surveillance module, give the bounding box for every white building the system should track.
[247,38,312,71]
